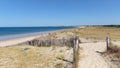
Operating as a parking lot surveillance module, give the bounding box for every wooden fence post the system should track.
[73,36,79,68]
[106,37,111,51]
[73,39,76,63]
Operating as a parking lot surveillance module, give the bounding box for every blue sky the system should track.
[0,0,120,26]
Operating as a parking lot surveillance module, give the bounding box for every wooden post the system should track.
[73,39,76,63]
[76,37,79,53]
[106,37,110,51]
[73,36,79,68]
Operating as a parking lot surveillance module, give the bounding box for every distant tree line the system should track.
[87,25,120,28]
[101,25,120,27]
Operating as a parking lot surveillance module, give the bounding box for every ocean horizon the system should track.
[0,26,75,40]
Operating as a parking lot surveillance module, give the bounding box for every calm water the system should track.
[0,27,74,40]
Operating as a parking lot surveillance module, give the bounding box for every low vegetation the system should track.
[108,44,120,53]
[0,45,73,68]
[54,62,63,68]
[102,43,120,67]
[107,44,120,59]
[56,54,65,60]
[68,26,120,40]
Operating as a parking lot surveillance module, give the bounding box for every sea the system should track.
[0,27,75,40]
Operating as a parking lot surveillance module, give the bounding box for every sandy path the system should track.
[78,42,117,68]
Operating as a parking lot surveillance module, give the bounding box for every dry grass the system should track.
[68,26,120,40]
[102,43,120,68]
[41,26,120,41]
[107,44,120,59]
[0,45,73,68]
[51,26,120,41]
[108,44,120,53]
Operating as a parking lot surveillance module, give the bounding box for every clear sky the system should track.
[0,0,120,27]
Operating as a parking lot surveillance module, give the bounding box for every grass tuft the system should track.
[54,62,63,68]
[56,54,65,60]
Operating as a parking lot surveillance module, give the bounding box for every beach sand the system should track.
[0,35,39,47]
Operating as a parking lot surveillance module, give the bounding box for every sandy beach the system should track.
[0,35,40,47]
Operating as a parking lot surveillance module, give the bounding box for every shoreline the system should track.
[0,27,77,47]
[0,27,76,41]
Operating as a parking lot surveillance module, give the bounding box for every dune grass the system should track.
[68,26,120,40]
[0,45,73,68]
[44,26,120,41]
[107,43,120,59]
